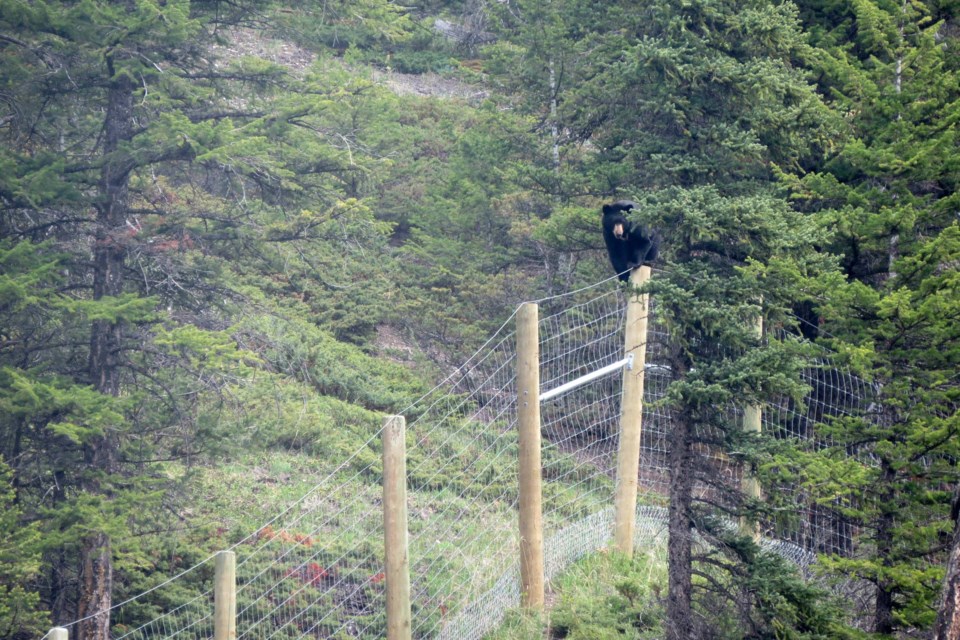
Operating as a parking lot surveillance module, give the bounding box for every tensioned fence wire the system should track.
[406,275,637,638]
[427,277,884,638]
[762,355,878,559]
[48,271,878,640]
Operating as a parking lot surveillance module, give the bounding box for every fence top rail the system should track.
[539,354,633,403]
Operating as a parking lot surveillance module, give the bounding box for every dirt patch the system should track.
[374,324,418,365]
[214,27,488,103]
[214,27,316,75]
[371,69,489,103]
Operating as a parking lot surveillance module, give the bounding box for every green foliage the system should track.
[489,549,667,640]
[549,550,666,640]
[699,531,864,639]
[1,0,424,625]
[235,311,425,413]
[783,0,960,632]
[0,457,47,640]
[488,1,855,636]
[1,0,956,635]
[272,0,414,52]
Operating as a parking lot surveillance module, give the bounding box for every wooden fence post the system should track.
[741,314,764,536]
[614,266,652,555]
[214,550,236,640]
[517,302,545,609]
[48,628,69,640]
[383,415,412,640]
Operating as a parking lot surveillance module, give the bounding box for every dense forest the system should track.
[1,0,959,638]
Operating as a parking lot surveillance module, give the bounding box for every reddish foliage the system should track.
[293,533,314,547]
[302,562,329,586]
[147,234,194,253]
[284,562,331,587]
[255,526,313,547]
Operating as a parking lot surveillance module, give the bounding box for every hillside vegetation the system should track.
[1,1,959,639]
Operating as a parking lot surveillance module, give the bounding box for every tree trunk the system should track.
[666,410,695,640]
[935,487,960,640]
[49,470,69,625]
[548,57,560,173]
[88,60,134,397]
[874,457,896,635]
[76,533,113,640]
[76,57,135,640]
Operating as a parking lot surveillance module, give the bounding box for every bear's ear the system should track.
[604,200,636,215]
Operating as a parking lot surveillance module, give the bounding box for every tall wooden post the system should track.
[516,302,544,609]
[741,314,764,536]
[214,550,236,640]
[614,266,651,554]
[383,415,412,640]
[49,628,69,640]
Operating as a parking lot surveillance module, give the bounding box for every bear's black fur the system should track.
[602,200,659,282]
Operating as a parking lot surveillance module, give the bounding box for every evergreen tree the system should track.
[0,457,47,640]
[789,0,960,633]
[936,488,960,639]
[0,1,408,635]
[490,0,841,636]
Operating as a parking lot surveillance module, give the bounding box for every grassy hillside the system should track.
[0,4,601,636]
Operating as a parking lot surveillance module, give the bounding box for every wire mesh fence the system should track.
[48,273,880,640]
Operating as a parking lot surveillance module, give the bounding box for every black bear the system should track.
[601,200,659,282]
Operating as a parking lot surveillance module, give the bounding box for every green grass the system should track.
[488,546,667,640]
[151,354,647,640]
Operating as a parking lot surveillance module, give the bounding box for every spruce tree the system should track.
[790,0,960,633]
[0,1,406,635]
[0,456,46,640]
[490,0,841,636]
